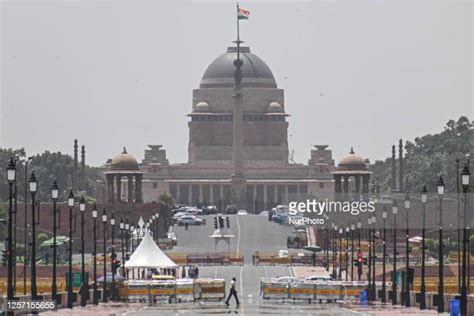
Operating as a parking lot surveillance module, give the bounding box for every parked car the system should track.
[205,205,218,215]
[225,204,238,214]
[274,276,301,284]
[259,210,269,216]
[237,209,248,215]
[277,249,289,258]
[272,213,283,224]
[305,275,332,282]
[177,216,203,226]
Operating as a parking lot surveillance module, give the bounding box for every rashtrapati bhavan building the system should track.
[98,43,370,212]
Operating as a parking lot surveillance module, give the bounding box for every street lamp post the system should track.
[110,212,116,301]
[102,209,108,303]
[357,221,362,281]
[456,159,461,292]
[420,185,428,310]
[437,176,445,313]
[120,218,125,277]
[382,207,387,303]
[460,164,470,316]
[345,226,349,281]
[66,190,75,309]
[79,196,87,307]
[404,192,411,307]
[92,205,98,305]
[351,224,355,281]
[332,225,337,279]
[6,158,16,301]
[392,200,398,305]
[124,218,129,279]
[51,180,59,302]
[368,217,372,301]
[371,215,376,301]
[23,156,33,296]
[130,223,135,280]
[338,228,343,280]
[29,172,38,301]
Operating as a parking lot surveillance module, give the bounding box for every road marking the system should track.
[338,306,364,315]
[289,266,295,277]
[263,265,268,278]
[236,215,244,316]
[236,215,241,255]
[239,265,245,316]
[214,266,218,279]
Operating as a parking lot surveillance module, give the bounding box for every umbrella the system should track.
[97,272,125,283]
[303,245,322,253]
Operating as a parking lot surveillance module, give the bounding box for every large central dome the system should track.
[200,46,277,88]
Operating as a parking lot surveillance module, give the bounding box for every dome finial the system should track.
[122,147,127,154]
[350,147,355,154]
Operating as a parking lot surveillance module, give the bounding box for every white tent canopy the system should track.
[124,229,178,269]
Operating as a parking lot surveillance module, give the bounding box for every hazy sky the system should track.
[1,0,472,166]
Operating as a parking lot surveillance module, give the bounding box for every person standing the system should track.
[225,277,240,306]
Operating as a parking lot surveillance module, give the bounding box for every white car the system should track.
[305,275,332,282]
[237,209,248,215]
[277,249,289,258]
[259,210,269,216]
[275,276,301,284]
[177,216,203,226]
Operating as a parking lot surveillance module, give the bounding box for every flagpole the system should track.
[236,3,241,58]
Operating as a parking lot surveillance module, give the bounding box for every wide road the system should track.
[125,214,362,315]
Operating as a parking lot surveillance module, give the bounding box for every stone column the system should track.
[263,185,268,211]
[210,185,214,205]
[342,176,349,201]
[189,184,193,205]
[334,175,342,193]
[199,185,203,204]
[284,185,289,204]
[128,175,134,204]
[252,185,257,213]
[362,175,370,200]
[106,174,115,203]
[355,176,361,194]
[176,185,181,204]
[135,174,143,203]
[274,185,278,205]
[116,175,122,203]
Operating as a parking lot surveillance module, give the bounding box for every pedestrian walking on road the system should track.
[194,266,199,278]
[185,222,189,230]
[225,277,240,306]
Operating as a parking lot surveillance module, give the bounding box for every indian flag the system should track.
[238,7,250,20]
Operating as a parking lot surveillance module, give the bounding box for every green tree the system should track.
[0,148,103,202]
[0,206,5,241]
[36,232,49,246]
[370,116,473,193]
[158,192,175,208]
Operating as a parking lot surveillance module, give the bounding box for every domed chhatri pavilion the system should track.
[332,148,372,200]
[102,44,370,210]
[104,148,143,203]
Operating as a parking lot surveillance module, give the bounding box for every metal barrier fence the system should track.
[260,279,367,302]
[166,253,244,266]
[121,278,226,302]
[252,252,324,266]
